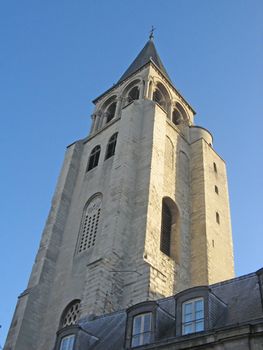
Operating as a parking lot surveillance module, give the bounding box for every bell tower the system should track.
[5,36,234,350]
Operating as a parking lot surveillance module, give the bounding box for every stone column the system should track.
[168,101,173,121]
[90,114,96,134]
[94,112,101,131]
[115,97,122,118]
[139,80,144,99]
[148,81,154,100]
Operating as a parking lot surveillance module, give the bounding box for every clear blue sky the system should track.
[0,0,262,346]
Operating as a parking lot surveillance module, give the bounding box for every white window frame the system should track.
[182,298,204,335]
[131,312,152,347]
[59,334,75,350]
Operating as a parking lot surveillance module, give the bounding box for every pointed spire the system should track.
[117,33,172,84]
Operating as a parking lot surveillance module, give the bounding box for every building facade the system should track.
[5,36,236,350]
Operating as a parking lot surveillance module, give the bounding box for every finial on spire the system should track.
[149,25,156,40]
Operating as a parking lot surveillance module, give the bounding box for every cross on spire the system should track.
[149,25,156,40]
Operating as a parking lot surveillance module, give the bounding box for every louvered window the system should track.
[160,202,172,256]
[87,145,101,171]
[77,195,102,253]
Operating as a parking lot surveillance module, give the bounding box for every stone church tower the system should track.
[5,36,234,350]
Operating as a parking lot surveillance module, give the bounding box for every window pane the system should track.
[131,335,140,347]
[60,335,75,350]
[182,299,204,336]
[142,332,151,344]
[184,313,192,322]
[195,299,203,312]
[183,324,193,335]
[195,320,204,332]
[184,303,192,314]
[195,310,203,320]
[143,313,151,332]
[133,316,142,335]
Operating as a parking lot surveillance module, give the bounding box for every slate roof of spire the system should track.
[118,38,172,84]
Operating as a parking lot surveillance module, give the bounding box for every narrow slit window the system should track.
[213,162,217,173]
[215,185,219,194]
[216,212,220,224]
[160,202,172,256]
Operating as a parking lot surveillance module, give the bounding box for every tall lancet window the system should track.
[77,194,102,254]
[105,133,118,160]
[87,145,101,171]
[160,201,172,256]
[160,198,180,260]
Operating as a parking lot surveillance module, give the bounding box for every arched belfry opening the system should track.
[152,82,170,113]
[160,197,180,262]
[122,79,141,107]
[100,95,117,125]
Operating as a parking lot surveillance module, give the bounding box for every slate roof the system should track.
[74,270,263,350]
[117,38,172,84]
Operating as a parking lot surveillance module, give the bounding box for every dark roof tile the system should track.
[118,39,172,84]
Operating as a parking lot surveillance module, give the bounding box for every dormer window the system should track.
[59,335,75,350]
[125,301,156,349]
[131,313,152,347]
[182,298,204,335]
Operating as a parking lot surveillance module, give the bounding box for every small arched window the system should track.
[106,102,117,123]
[128,86,139,103]
[77,194,102,254]
[87,145,101,171]
[105,133,118,160]
[160,201,172,256]
[60,300,81,329]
